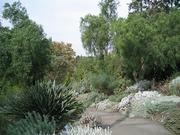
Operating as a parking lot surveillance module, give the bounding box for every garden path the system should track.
[86,107,172,135]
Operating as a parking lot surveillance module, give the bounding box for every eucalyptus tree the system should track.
[80,0,118,60]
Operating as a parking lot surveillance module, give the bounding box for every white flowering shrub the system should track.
[60,126,112,135]
[130,95,180,118]
[96,99,116,111]
[114,91,161,112]
[130,98,152,118]
[169,76,180,96]
[113,94,134,112]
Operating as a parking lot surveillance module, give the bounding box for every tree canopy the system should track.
[80,0,118,59]
[0,1,51,87]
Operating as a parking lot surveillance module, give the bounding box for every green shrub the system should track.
[113,11,180,81]
[169,77,180,96]
[0,81,23,95]
[109,92,128,102]
[84,92,107,107]
[90,73,118,95]
[73,56,99,81]
[147,101,177,115]
[70,78,93,94]
[113,78,131,94]
[1,81,83,129]
[170,72,180,80]
[7,112,56,135]
[163,108,180,135]
[0,114,9,135]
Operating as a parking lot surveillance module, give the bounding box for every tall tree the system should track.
[80,0,118,59]
[47,42,76,83]
[80,15,109,58]
[0,26,12,91]
[10,20,50,84]
[99,0,118,21]
[2,2,51,85]
[112,10,180,80]
[129,0,180,13]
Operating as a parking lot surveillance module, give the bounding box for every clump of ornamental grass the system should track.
[0,81,83,130]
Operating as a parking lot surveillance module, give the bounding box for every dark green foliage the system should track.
[129,0,180,13]
[7,112,56,135]
[113,15,154,80]
[113,10,180,81]
[3,1,28,25]
[0,27,12,92]
[1,81,83,129]
[73,55,130,95]
[0,2,51,86]
[163,108,180,135]
[73,56,99,80]
[0,114,9,135]
[10,19,51,85]
[0,27,11,75]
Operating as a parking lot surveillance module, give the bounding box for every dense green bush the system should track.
[70,77,93,94]
[109,92,128,102]
[84,92,107,107]
[73,57,99,81]
[1,81,83,129]
[7,112,56,135]
[147,101,177,115]
[113,10,180,81]
[163,108,180,135]
[90,72,118,95]
[169,77,180,96]
[0,114,9,135]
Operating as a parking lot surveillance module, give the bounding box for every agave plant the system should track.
[1,81,83,129]
[8,111,56,135]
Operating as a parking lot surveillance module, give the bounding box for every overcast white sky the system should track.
[0,0,131,56]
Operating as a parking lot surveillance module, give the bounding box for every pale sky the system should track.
[0,0,131,56]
